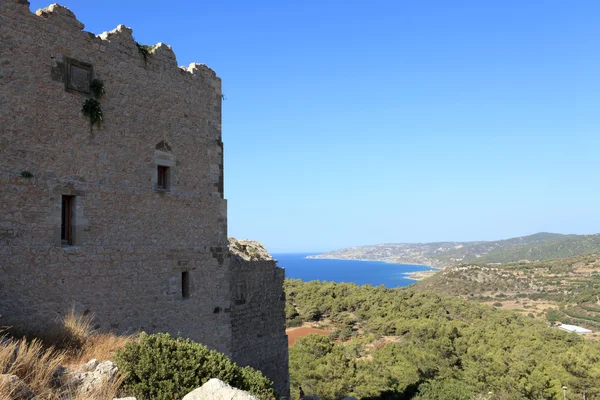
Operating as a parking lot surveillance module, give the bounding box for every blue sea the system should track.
[272,253,434,288]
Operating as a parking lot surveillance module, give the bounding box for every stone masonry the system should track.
[229,239,290,396]
[0,1,288,397]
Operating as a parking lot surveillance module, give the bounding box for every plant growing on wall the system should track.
[89,78,106,99]
[82,99,103,131]
[82,79,105,132]
[136,42,154,64]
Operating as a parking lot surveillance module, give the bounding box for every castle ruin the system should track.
[0,0,289,396]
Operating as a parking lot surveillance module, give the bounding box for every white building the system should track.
[557,324,592,334]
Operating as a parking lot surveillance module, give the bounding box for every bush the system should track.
[303,307,322,321]
[493,302,503,307]
[115,333,275,400]
[339,328,353,341]
[286,316,303,328]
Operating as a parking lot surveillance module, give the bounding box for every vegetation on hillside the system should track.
[414,254,600,328]
[471,235,600,264]
[285,279,600,400]
[311,232,600,267]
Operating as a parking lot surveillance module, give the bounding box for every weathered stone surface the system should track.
[182,378,259,400]
[0,2,289,397]
[69,360,118,394]
[77,358,99,373]
[113,397,137,400]
[229,241,289,397]
[229,238,273,261]
[1,0,228,353]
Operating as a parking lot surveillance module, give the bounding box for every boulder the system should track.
[77,358,99,373]
[69,360,118,394]
[182,378,259,400]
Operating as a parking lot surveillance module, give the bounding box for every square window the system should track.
[65,58,92,93]
[157,165,170,190]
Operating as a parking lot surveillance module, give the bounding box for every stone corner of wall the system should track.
[183,63,222,88]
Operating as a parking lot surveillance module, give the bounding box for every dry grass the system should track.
[0,309,135,399]
[61,308,95,350]
[0,337,66,399]
[70,333,133,368]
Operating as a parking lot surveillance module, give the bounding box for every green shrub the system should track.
[287,316,303,328]
[303,307,322,321]
[115,333,275,400]
[493,302,503,307]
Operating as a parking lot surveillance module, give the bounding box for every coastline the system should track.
[403,270,439,281]
[304,255,441,281]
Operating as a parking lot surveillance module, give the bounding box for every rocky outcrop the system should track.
[182,378,259,400]
[228,238,273,261]
[69,359,119,394]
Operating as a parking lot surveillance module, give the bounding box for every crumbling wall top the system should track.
[35,3,83,31]
[2,1,219,81]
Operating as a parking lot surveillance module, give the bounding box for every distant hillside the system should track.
[414,253,600,330]
[415,254,600,298]
[308,232,600,267]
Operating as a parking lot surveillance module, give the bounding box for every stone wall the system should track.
[0,0,232,352]
[229,239,290,399]
[1,2,289,394]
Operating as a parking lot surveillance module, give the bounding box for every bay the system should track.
[273,252,435,288]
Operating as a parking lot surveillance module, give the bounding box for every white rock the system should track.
[182,378,259,400]
[113,398,137,400]
[228,238,273,261]
[70,360,118,394]
[78,358,99,373]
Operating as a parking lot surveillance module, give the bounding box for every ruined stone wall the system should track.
[1,3,290,395]
[229,240,290,398]
[0,0,231,353]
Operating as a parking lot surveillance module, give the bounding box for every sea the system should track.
[272,253,434,288]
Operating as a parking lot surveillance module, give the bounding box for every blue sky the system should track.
[29,1,600,252]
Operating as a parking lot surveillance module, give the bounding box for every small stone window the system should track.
[234,282,247,305]
[157,165,170,190]
[61,195,74,245]
[65,58,93,94]
[181,271,190,299]
[54,189,87,247]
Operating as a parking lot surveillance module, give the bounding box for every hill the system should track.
[414,253,600,331]
[285,279,600,400]
[308,232,600,267]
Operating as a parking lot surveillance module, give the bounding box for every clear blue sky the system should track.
[30,0,600,252]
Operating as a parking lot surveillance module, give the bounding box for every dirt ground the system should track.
[483,299,562,323]
[286,326,330,347]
